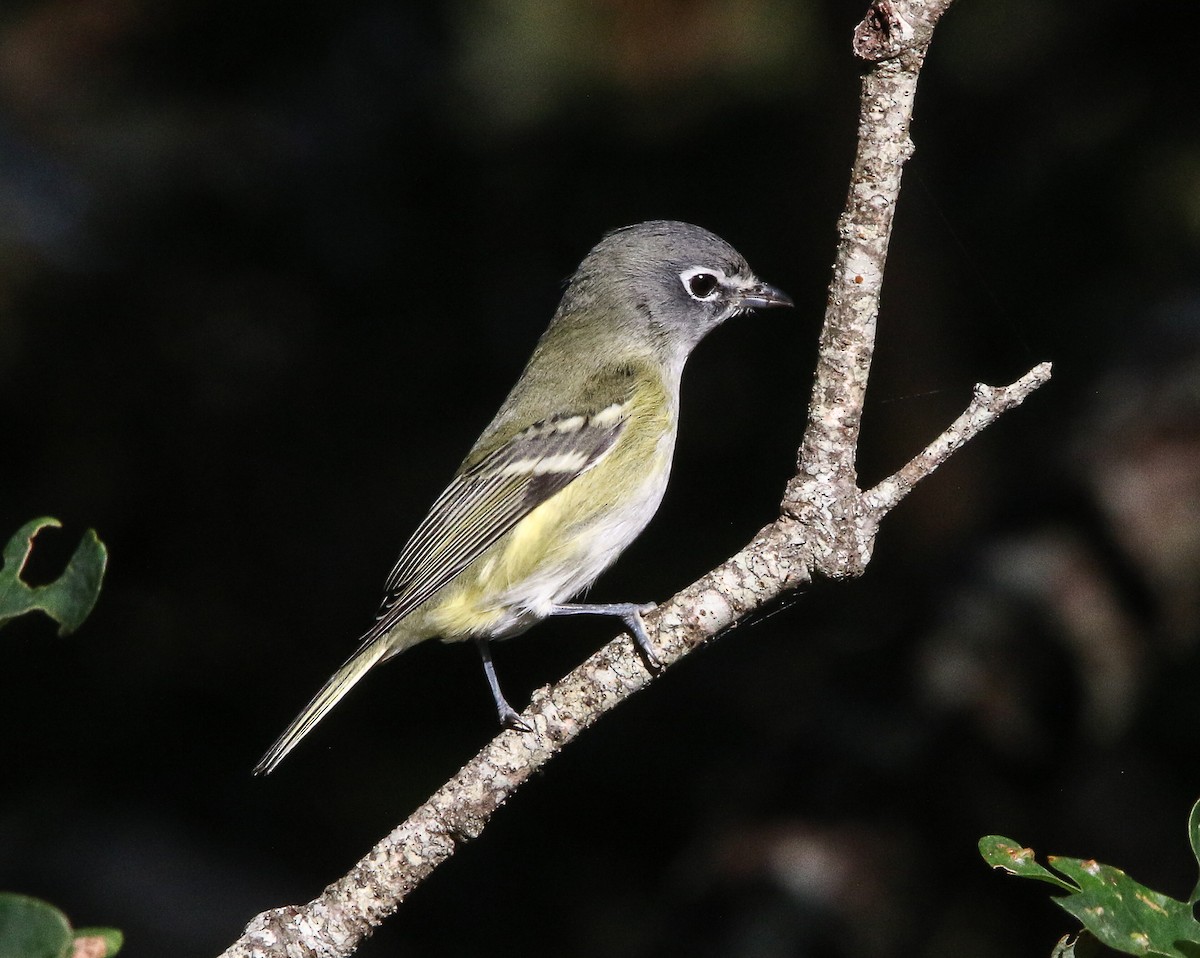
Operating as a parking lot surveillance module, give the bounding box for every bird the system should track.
[254,220,791,774]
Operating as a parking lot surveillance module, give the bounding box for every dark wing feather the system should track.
[366,404,629,639]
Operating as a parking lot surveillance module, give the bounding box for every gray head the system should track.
[555,220,792,357]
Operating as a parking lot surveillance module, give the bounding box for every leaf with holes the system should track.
[979,836,1076,891]
[1049,855,1200,958]
[981,829,1200,958]
[0,518,107,636]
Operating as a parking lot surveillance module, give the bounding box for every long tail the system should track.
[253,636,393,775]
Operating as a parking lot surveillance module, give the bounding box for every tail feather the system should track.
[254,637,392,775]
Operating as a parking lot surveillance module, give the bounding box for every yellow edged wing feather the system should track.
[373,398,631,638]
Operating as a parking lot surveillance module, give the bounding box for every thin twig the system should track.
[864,362,1054,514]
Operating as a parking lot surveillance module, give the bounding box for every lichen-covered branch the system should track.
[784,0,961,576]
[218,2,1052,956]
[220,520,817,958]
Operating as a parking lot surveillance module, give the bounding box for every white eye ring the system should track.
[680,266,726,302]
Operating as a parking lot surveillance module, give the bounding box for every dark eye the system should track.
[686,272,719,299]
[679,266,726,302]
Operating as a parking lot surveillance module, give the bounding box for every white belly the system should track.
[486,434,675,637]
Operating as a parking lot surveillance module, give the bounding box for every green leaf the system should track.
[0,893,72,958]
[981,833,1200,958]
[1188,798,1200,906]
[0,518,107,636]
[1047,854,1200,958]
[72,928,123,957]
[979,835,1077,891]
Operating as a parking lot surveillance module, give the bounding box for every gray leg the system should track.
[474,638,532,733]
[549,602,662,671]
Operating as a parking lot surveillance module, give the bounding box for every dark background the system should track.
[3,1,1199,956]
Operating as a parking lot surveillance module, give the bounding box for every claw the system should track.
[500,709,533,734]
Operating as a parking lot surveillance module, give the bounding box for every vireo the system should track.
[255,220,791,774]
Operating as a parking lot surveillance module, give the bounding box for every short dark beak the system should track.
[740,281,793,310]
